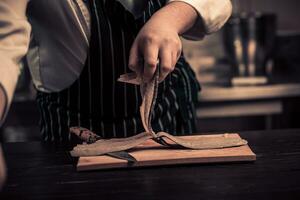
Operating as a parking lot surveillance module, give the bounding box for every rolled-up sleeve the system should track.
[167,0,232,40]
[0,0,31,125]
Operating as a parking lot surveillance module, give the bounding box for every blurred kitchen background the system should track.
[1,0,300,142]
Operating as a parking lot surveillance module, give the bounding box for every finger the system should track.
[158,48,173,82]
[128,42,142,76]
[171,48,182,67]
[172,50,179,68]
[142,44,159,82]
[176,48,182,61]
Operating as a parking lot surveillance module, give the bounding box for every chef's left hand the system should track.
[128,2,198,82]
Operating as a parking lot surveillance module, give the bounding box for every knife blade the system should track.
[107,151,137,163]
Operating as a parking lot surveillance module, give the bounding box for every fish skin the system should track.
[70,132,152,157]
[69,127,139,162]
[70,64,248,157]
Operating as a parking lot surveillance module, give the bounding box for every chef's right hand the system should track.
[128,2,198,83]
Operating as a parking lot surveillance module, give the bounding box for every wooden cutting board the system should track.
[76,133,256,171]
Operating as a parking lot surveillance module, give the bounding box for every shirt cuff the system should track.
[167,0,232,40]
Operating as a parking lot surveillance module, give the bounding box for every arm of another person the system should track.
[0,88,5,189]
[128,0,232,82]
[0,144,6,190]
[0,0,31,190]
[0,0,31,126]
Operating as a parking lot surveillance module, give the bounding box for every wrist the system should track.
[150,1,198,35]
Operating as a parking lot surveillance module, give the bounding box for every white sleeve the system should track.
[166,0,232,40]
[0,0,31,125]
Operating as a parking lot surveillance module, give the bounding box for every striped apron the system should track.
[36,0,200,143]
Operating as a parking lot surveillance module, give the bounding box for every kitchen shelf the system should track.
[198,83,300,102]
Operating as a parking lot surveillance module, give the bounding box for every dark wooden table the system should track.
[1,129,300,200]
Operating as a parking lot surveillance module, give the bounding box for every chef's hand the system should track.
[129,2,198,82]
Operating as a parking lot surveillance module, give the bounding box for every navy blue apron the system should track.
[36,0,200,143]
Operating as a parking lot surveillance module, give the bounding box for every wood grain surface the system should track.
[77,133,256,171]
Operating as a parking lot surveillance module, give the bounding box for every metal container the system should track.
[223,13,277,84]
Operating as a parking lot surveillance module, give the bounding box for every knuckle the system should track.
[145,59,157,68]
[162,40,181,52]
[173,39,182,49]
[143,33,159,44]
[162,37,172,44]
[161,64,172,73]
[163,37,179,45]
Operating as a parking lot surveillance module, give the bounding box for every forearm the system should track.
[149,1,198,35]
[0,0,31,125]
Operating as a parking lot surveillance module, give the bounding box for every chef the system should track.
[0,0,232,144]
